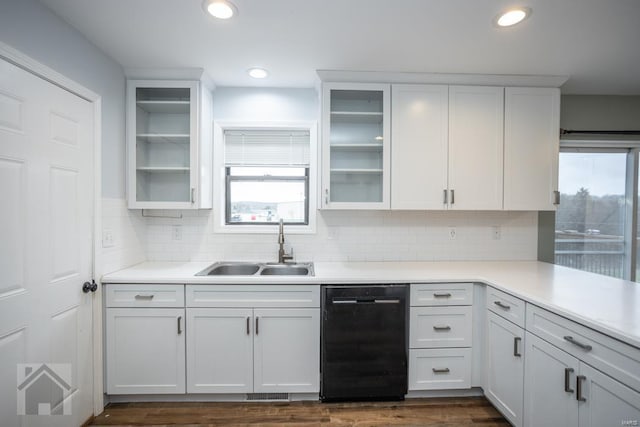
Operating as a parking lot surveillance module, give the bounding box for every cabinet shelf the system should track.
[136,167,190,172]
[330,111,383,123]
[330,143,383,150]
[136,100,190,114]
[330,168,384,174]
[137,133,190,144]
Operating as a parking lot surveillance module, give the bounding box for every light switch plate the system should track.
[102,229,115,248]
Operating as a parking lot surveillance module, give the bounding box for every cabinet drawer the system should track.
[186,285,320,308]
[410,306,472,348]
[410,283,473,306]
[486,286,525,328]
[526,304,640,392]
[105,284,184,308]
[408,348,471,390]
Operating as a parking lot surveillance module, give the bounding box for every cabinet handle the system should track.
[255,317,259,335]
[564,368,575,393]
[513,336,522,357]
[443,189,448,204]
[433,325,451,331]
[432,368,450,374]
[494,300,511,310]
[134,294,154,300]
[433,292,452,298]
[450,189,455,204]
[177,316,182,334]
[191,188,195,204]
[576,375,587,402]
[246,317,250,335]
[553,190,560,205]
[325,188,329,206]
[563,336,593,351]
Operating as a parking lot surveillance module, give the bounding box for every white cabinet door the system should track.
[485,312,525,427]
[253,308,320,393]
[391,84,449,209]
[106,308,185,394]
[448,86,504,210]
[504,87,560,210]
[321,82,391,209]
[578,363,640,427]
[186,308,253,393]
[524,332,579,427]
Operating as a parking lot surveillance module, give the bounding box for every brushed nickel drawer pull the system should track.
[564,336,593,351]
[255,317,259,335]
[433,292,452,298]
[564,368,575,393]
[433,325,451,331]
[494,300,511,310]
[246,317,250,335]
[135,294,154,300]
[432,368,450,374]
[177,316,182,334]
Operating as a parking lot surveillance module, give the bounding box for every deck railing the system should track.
[554,233,625,278]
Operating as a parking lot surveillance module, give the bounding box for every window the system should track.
[214,124,317,232]
[555,151,628,278]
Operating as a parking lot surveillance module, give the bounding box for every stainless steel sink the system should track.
[260,265,311,276]
[195,262,314,276]
[196,262,261,276]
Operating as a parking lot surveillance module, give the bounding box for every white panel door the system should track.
[186,308,253,393]
[391,84,448,209]
[504,87,560,210]
[485,311,524,427]
[448,86,504,210]
[253,308,320,393]
[524,332,579,427]
[578,363,640,427]
[0,58,94,426]
[106,308,185,394]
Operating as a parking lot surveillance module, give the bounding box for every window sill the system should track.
[213,223,316,235]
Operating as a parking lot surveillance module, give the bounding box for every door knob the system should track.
[82,280,98,293]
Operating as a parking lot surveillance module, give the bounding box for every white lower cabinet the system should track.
[409,348,471,390]
[524,331,640,427]
[106,308,186,394]
[186,308,253,393]
[186,307,320,394]
[485,311,524,427]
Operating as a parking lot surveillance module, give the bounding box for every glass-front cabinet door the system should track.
[321,83,390,209]
[127,80,211,209]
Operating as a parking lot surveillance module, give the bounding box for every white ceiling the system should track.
[39,0,640,94]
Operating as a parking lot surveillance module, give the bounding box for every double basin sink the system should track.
[196,261,314,277]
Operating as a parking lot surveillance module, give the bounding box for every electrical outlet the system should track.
[102,229,115,248]
[449,227,457,240]
[327,228,339,240]
[492,226,502,240]
[172,225,182,241]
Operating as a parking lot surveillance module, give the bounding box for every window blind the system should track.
[224,130,310,166]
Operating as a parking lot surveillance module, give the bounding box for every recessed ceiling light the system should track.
[203,0,237,20]
[495,7,531,27]
[248,68,269,79]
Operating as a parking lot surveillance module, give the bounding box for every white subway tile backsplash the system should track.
[140,210,537,263]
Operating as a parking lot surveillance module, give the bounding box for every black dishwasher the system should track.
[321,284,408,402]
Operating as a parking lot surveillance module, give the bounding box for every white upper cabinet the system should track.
[448,86,504,210]
[127,79,213,209]
[391,84,449,209]
[321,82,391,209]
[504,87,560,210]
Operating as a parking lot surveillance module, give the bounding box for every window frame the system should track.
[212,121,318,234]
[224,166,310,226]
[556,139,640,281]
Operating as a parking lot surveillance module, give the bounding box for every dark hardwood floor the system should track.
[90,397,509,426]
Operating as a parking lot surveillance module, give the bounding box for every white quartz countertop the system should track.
[102,260,640,349]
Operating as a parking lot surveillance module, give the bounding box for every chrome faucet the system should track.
[278,218,294,264]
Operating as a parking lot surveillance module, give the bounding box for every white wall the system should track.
[561,95,640,131]
[144,87,539,263]
[0,0,145,272]
[0,0,125,199]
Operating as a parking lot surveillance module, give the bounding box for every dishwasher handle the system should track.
[332,297,402,304]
